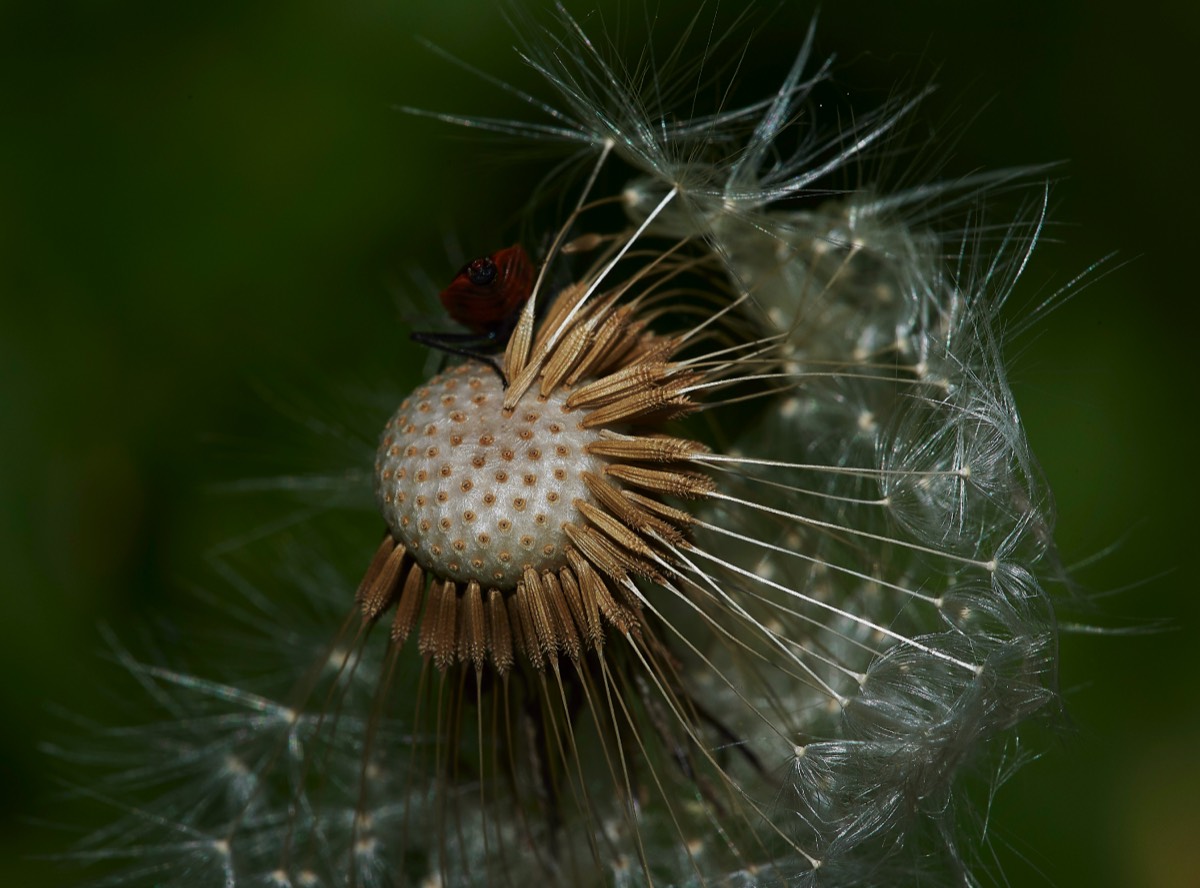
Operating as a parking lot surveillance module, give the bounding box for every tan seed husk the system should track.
[391,563,426,643]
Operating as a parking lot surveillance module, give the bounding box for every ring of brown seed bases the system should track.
[360,272,726,676]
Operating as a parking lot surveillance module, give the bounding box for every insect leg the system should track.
[409,331,508,386]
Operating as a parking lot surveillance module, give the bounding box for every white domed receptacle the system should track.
[375,363,607,591]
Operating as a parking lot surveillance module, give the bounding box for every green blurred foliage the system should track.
[2,1,1193,885]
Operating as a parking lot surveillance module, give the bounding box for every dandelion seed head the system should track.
[68,7,1091,886]
[356,268,723,675]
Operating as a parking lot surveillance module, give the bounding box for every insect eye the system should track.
[464,256,498,287]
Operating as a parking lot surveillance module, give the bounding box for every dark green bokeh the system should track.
[2,1,1193,885]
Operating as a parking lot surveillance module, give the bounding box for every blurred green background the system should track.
[2,1,1194,885]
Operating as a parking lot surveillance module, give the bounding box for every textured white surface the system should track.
[375,363,605,590]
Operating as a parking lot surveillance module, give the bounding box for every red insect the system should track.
[411,244,535,383]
